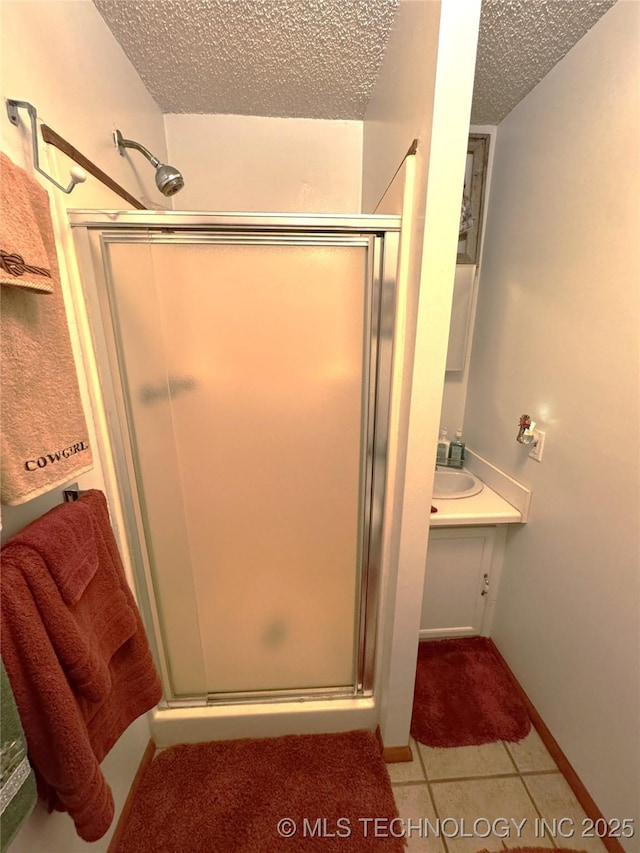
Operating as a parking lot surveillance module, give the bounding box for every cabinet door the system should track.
[420,527,496,639]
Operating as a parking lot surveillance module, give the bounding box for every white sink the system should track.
[433,468,483,499]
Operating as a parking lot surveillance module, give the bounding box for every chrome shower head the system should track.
[154,163,184,197]
[114,130,184,198]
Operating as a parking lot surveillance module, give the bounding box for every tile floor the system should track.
[389,727,609,853]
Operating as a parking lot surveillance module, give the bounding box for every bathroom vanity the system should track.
[421,475,523,639]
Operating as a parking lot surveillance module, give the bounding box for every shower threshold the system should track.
[164,684,372,710]
[150,695,378,748]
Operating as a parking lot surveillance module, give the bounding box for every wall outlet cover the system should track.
[529,429,546,462]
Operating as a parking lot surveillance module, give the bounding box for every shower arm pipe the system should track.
[6,99,145,209]
[114,131,160,168]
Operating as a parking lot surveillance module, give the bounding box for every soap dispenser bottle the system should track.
[436,427,450,465]
[448,428,466,469]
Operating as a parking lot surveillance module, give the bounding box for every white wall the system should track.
[0,1,166,849]
[361,0,441,214]
[165,113,362,212]
[364,0,482,748]
[0,0,169,209]
[464,0,640,840]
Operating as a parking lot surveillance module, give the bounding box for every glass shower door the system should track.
[102,232,383,700]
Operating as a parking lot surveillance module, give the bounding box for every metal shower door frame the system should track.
[70,211,400,706]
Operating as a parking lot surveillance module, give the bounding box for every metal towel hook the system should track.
[6,99,87,193]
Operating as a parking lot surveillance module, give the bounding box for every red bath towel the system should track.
[0,490,162,842]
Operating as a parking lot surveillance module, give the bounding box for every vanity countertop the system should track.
[430,478,522,527]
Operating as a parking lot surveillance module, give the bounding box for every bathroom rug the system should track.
[115,729,404,852]
[411,636,531,748]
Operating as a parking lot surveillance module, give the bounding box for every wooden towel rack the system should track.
[6,98,146,209]
[40,125,146,210]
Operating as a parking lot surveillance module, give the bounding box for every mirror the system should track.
[457,133,490,264]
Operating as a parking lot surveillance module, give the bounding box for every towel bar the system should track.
[6,100,87,194]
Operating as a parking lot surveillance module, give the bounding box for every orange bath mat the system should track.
[411,637,531,747]
[115,730,404,852]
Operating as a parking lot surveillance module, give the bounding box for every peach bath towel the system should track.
[0,490,162,842]
[0,152,54,293]
[0,152,93,504]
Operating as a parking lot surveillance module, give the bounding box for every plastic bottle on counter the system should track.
[448,428,466,469]
[436,427,450,465]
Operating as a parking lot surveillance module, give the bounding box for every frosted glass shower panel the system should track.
[146,240,369,694]
[104,240,207,697]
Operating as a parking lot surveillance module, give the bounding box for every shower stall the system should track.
[71,212,400,740]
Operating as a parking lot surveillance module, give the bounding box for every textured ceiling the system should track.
[92,0,399,119]
[471,0,617,124]
[93,0,618,124]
